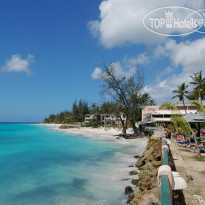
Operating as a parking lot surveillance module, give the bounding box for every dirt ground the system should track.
[169,140,205,205]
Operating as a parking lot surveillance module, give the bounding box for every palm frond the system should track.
[171,115,191,136]
[191,101,205,114]
[160,102,180,112]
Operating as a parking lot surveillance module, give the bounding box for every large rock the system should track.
[59,125,79,129]
[59,125,70,129]
[138,177,155,191]
[125,186,133,194]
[134,155,140,159]
[129,170,138,175]
[131,179,139,186]
[127,193,134,203]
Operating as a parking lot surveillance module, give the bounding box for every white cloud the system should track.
[1,54,34,75]
[137,53,149,64]
[123,52,149,66]
[154,38,205,73]
[112,61,137,78]
[91,61,137,80]
[91,67,102,79]
[87,20,100,38]
[91,53,149,79]
[88,0,204,48]
[144,72,192,105]
[145,37,205,104]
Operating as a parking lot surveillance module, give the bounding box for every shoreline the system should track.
[38,123,149,204]
[0,122,147,204]
[38,123,137,138]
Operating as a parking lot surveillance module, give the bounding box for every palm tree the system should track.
[172,82,189,114]
[190,70,205,104]
[187,87,205,101]
[160,102,201,157]
[191,101,205,115]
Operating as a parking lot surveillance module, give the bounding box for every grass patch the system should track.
[199,170,205,175]
[194,156,205,161]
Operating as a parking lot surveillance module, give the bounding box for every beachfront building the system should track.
[100,114,127,126]
[174,101,205,114]
[84,114,96,123]
[85,113,126,126]
[141,100,205,125]
[100,114,116,125]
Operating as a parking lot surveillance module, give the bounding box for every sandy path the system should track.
[170,140,205,205]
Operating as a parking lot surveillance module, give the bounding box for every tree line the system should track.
[43,62,156,135]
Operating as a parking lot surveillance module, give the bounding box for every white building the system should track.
[85,113,126,125]
[142,100,205,124]
[84,114,96,123]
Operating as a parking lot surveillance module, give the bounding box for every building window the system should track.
[152,115,163,118]
[164,115,171,118]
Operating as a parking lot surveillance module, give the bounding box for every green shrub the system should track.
[86,118,101,127]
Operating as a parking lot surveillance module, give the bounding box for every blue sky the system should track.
[0,0,205,122]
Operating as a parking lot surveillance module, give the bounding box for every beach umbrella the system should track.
[184,112,205,137]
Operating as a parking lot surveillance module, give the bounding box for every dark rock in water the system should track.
[122,178,130,181]
[127,193,134,203]
[116,137,121,139]
[125,186,133,194]
[129,170,138,175]
[134,155,140,159]
[59,125,70,129]
[59,125,79,129]
[119,133,142,139]
[131,179,139,185]
[128,165,134,167]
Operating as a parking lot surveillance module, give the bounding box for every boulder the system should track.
[134,155,140,159]
[125,186,133,194]
[127,193,134,203]
[59,125,70,129]
[131,179,139,186]
[129,170,138,175]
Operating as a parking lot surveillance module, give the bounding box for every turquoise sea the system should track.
[0,123,147,205]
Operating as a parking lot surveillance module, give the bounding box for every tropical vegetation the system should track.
[160,102,203,157]
[172,82,189,114]
[43,63,156,135]
[97,63,155,134]
[172,70,205,104]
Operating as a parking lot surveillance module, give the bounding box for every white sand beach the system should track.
[39,124,135,136]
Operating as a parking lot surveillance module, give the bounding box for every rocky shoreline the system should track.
[126,136,162,205]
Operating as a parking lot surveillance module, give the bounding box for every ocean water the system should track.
[0,123,147,205]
